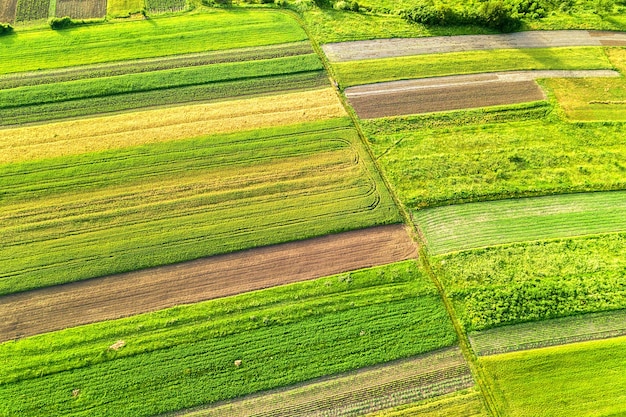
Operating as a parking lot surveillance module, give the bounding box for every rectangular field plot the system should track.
[0,0,17,22]
[432,233,626,331]
[0,118,401,295]
[364,117,626,209]
[482,336,626,417]
[414,191,626,255]
[146,0,185,13]
[470,309,626,356]
[0,261,457,417]
[107,0,144,16]
[55,0,106,19]
[14,0,49,21]
[370,388,487,417]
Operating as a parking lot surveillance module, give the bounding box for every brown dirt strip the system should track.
[0,224,416,343]
[170,347,471,417]
[322,30,626,62]
[346,70,619,118]
[0,0,17,22]
[55,0,106,19]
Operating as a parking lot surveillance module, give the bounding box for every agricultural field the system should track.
[0,261,459,417]
[0,0,18,22]
[413,190,626,255]
[482,336,626,416]
[145,0,185,13]
[107,0,144,17]
[432,233,626,331]
[55,0,107,19]
[369,388,487,417]
[14,0,48,21]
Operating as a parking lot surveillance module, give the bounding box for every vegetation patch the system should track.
[0,118,401,295]
[0,261,457,417]
[470,309,626,355]
[15,0,49,21]
[432,233,626,331]
[482,336,626,416]
[106,0,144,17]
[414,190,626,255]
[145,0,185,13]
[333,47,611,87]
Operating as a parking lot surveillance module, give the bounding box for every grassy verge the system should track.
[0,10,307,73]
[481,336,626,416]
[0,261,457,417]
[432,233,626,331]
[0,118,401,295]
[333,47,611,87]
[413,190,626,255]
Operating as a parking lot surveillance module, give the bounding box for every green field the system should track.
[107,0,144,16]
[0,54,325,124]
[0,118,401,295]
[469,309,626,356]
[364,116,626,209]
[432,233,626,331]
[0,10,307,74]
[333,47,611,87]
[414,190,626,255]
[0,261,457,417]
[370,388,487,417]
[482,336,626,416]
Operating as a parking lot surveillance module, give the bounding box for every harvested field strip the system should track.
[0,0,17,22]
[0,54,325,125]
[369,388,487,417]
[432,233,626,331]
[0,119,401,295]
[482,336,626,416]
[0,224,416,341]
[178,348,470,417]
[0,10,307,74]
[365,118,626,208]
[469,309,626,356]
[55,0,106,18]
[322,30,626,62]
[333,47,612,87]
[414,190,626,255]
[0,261,458,417]
[0,42,314,90]
[0,88,347,164]
[15,0,48,21]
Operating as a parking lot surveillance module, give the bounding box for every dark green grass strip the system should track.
[0,261,457,417]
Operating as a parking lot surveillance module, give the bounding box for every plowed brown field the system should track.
[55,0,106,19]
[0,0,17,22]
[0,224,416,342]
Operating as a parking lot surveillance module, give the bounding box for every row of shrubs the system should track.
[0,22,13,35]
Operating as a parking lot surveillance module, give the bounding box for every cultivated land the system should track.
[0,224,416,341]
[482,336,626,416]
[55,0,107,19]
[0,261,458,417]
[0,0,17,22]
[413,190,626,255]
[179,347,471,417]
[0,119,401,296]
[370,388,487,417]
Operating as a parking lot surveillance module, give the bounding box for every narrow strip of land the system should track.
[0,224,416,342]
[323,30,626,62]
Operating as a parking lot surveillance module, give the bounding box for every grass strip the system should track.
[368,387,487,417]
[0,261,457,417]
[333,47,612,87]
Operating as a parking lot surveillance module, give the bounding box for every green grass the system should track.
[0,54,325,124]
[0,10,307,74]
[0,118,401,295]
[146,0,186,13]
[106,0,144,16]
[414,191,626,255]
[333,47,612,87]
[432,233,626,331]
[370,387,487,417]
[0,260,458,417]
[364,117,626,209]
[482,336,626,417]
[469,309,626,356]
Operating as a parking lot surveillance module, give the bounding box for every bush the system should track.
[0,23,13,35]
[49,16,73,30]
[478,0,521,32]
[333,0,358,11]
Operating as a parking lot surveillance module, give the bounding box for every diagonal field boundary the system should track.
[0,224,417,343]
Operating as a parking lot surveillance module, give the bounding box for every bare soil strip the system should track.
[469,309,626,356]
[0,0,17,22]
[55,0,107,19]
[346,70,619,118]
[0,224,416,342]
[171,347,472,417]
[323,30,626,62]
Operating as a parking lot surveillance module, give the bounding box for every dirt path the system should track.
[323,30,626,62]
[346,70,619,118]
[0,225,416,343]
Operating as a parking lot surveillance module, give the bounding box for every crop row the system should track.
[0,41,314,90]
[145,0,186,13]
[0,10,308,74]
[0,119,401,295]
[55,0,107,19]
[0,261,457,417]
[370,387,486,417]
[433,232,626,331]
[413,190,626,255]
[333,47,611,87]
[14,0,48,21]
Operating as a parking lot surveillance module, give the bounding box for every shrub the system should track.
[478,0,521,32]
[0,23,13,35]
[49,16,73,29]
[333,0,358,11]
